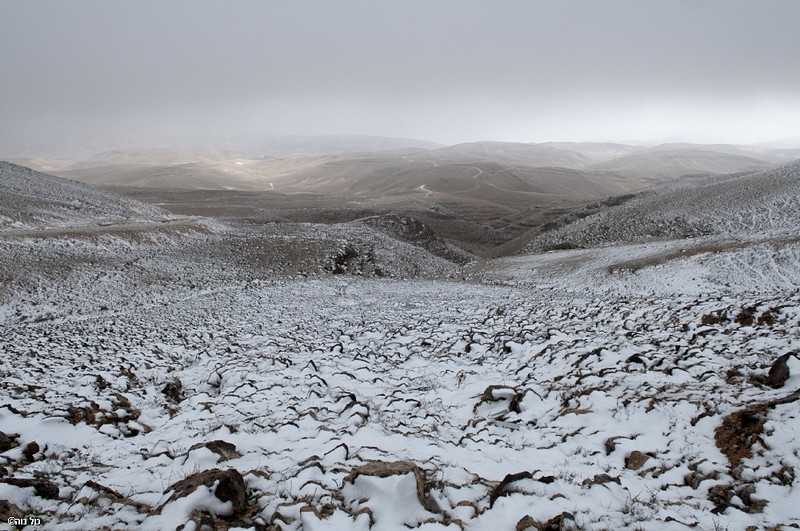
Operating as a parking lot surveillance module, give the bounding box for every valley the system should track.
[1,150,799,530]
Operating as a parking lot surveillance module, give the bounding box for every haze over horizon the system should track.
[3,0,800,156]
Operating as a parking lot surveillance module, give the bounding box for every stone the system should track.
[0,431,18,453]
[582,473,621,487]
[766,353,793,388]
[163,468,247,518]
[489,471,534,507]
[604,436,625,456]
[189,440,240,462]
[542,512,577,531]
[344,460,430,511]
[22,441,39,462]
[708,484,733,514]
[516,515,538,531]
[624,451,649,470]
[163,379,183,402]
[0,500,24,521]
[3,477,60,499]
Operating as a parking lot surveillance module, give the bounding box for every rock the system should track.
[684,470,716,490]
[516,512,578,531]
[81,480,124,501]
[625,354,647,369]
[0,431,18,452]
[624,451,649,470]
[0,500,24,521]
[707,483,766,513]
[344,460,430,511]
[582,473,621,487]
[474,385,524,417]
[163,379,183,402]
[163,468,247,518]
[604,436,625,456]
[541,512,577,531]
[22,441,39,462]
[3,477,60,499]
[708,484,733,514]
[516,515,538,531]
[489,471,534,507]
[189,440,240,462]
[478,385,518,404]
[766,353,793,388]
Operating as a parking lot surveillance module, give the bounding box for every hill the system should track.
[588,148,771,178]
[17,141,794,201]
[528,159,800,251]
[0,161,168,231]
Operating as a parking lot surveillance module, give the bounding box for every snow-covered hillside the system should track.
[0,161,168,231]
[1,268,799,530]
[1,159,800,530]
[529,159,800,251]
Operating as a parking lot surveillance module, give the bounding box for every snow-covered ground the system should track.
[1,160,800,529]
[0,162,168,232]
[1,224,800,530]
[528,160,800,251]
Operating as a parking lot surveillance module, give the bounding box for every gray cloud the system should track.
[2,0,800,154]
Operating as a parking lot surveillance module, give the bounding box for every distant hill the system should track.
[409,141,595,169]
[16,141,796,196]
[528,159,800,251]
[252,135,443,156]
[0,161,167,231]
[588,148,771,178]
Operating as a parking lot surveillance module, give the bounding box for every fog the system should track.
[3,0,800,155]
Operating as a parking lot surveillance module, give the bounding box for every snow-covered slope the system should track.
[0,161,168,231]
[1,270,799,530]
[530,159,800,251]
[1,157,800,530]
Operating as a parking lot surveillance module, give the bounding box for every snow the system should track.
[0,161,168,232]
[2,263,798,529]
[342,473,437,530]
[1,160,800,529]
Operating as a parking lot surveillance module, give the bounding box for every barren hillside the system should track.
[0,161,168,231]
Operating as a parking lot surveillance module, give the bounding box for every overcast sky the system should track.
[2,0,800,153]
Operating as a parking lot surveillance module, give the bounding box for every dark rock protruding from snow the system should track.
[516,515,538,531]
[489,470,534,507]
[162,379,183,402]
[766,353,794,389]
[0,431,18,452]
[0,500,24,521]
[189,440,240,462]
[22,442,40,462]
[162,468,247,517]
[516,511,578,531]
[541,512,578,531]
[2,477,60,499]
[625,450,649,470]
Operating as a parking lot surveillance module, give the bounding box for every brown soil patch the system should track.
[715,390,800,468]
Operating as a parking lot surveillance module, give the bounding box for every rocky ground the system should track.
[1,218,799,530]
